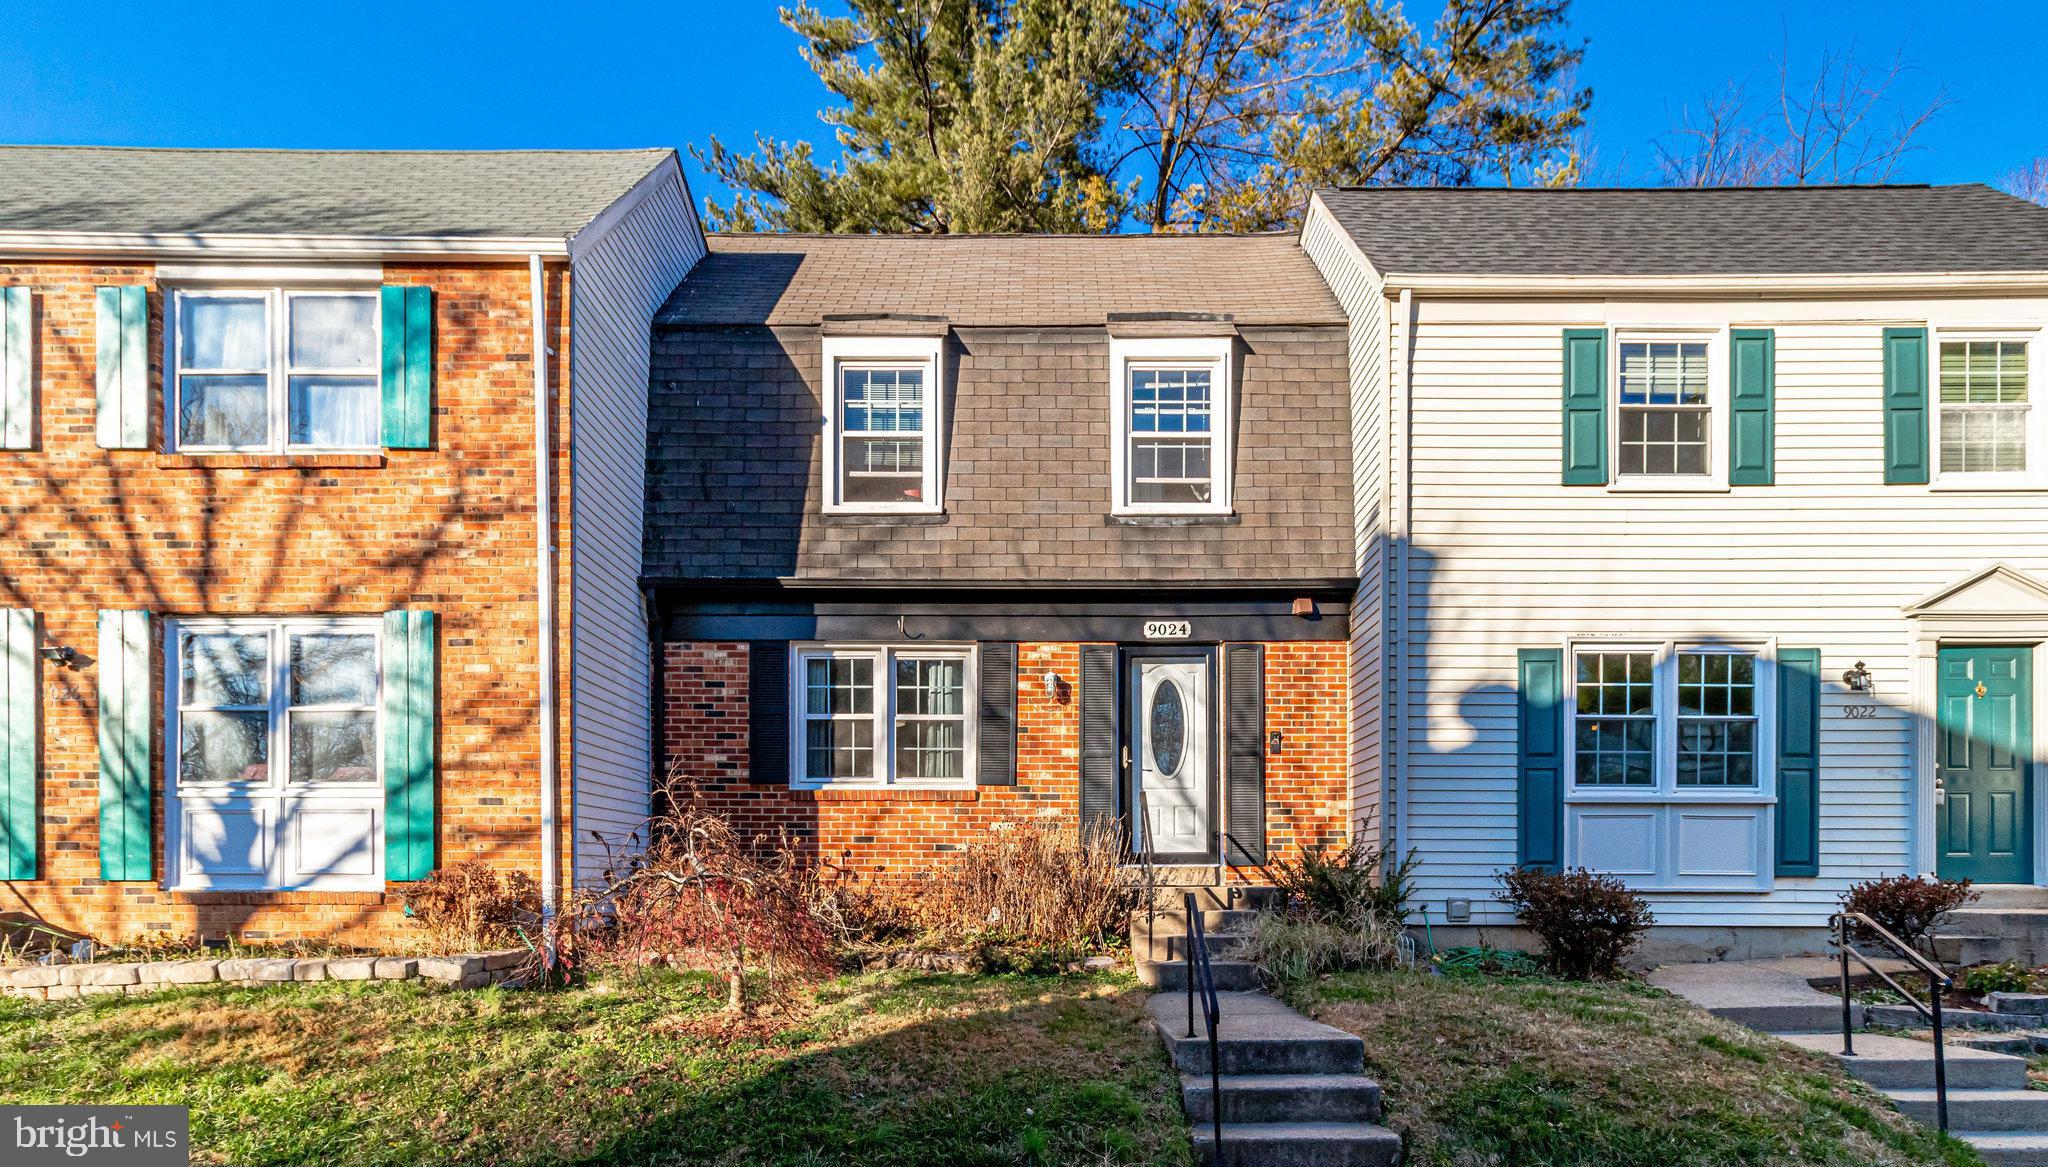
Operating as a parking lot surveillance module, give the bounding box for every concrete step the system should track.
[1132,908,1261,934]
[1149,993,1365,1075]
[1191,1121,1402,1167]
[1139,959,1262,993]
[1956,1131,2048,1167]
[1708,1000,1860,1035]
[1949,909,2048,940]
[1180,1072,1383,1124]
[1969,887,2048,910]
[1134,884,1284,913]
[1779,1032,2031,1091]
[1129,928,1250,963]
[1934,935,2021,966]
[1893,1088,2048,1132]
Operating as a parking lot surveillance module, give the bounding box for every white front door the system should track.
[1129,655,1212,859]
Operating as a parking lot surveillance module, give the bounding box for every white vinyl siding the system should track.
[1389,293,2048,928]
[565,160,707,882]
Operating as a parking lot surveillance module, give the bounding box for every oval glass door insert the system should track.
[1150,680,1186,775]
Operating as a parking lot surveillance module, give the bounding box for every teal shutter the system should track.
[1561,328,1608,485]
[1883,327,1930,485]
[1729,329,1776,486]
[2,610,35,879]
[95,287,149,450]
[1516,648,1565,870]
[97,610,152,881]
[1775,648,1822,877]
[0,287,29,450]
[380,286,434,449]
[383,610,437,880]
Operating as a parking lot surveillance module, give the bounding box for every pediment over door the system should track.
[1904,564,2048,619]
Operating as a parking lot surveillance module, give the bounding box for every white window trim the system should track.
[162,615,386,892]
[166,287,383,455]
[1606,327,1730,492]
[787,643,978,790]
[1563,638,1779,804]
[1109,336,1234,515]
[820,335,946,514]
[1930,325,2045,490]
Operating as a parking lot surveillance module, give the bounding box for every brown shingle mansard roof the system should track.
[1316,184,2048,277]
[656,232,1346,327]
[0,146,673,239]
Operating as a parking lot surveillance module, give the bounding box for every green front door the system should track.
[1937,646,2034,884]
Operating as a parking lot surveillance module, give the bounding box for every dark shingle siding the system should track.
[1317,184,2048,277]
[0,146,673,239]
[644,325,1353,582]
[657,233,1346,327]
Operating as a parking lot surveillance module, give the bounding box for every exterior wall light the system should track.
[1841,661,1873,692]
[39,645,78,668]
[1042,670,1069,703]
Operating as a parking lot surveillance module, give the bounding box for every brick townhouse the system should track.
[645,234,1359,899]
[0,147,702,944]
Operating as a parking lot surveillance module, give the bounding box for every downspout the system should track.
[530,252,560,918]
[1391,287,1414,865]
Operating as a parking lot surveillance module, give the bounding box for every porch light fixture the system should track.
[1042,670,1070,704]
[38,645,78,668]
[1842,661,1873,692]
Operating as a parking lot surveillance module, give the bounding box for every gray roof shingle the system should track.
[0,146,674,240]
[1316,184,2048,277]
[656,232,1346,327]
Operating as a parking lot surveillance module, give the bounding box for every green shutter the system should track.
[1775,648,1822,877]
[1729,329,1775,486]
[95,287,149,450]
[380,286,434,449]
[1517,648,1565,870]
[97,610,151,881]
[1883,327,1930,485]
[1,609,35,880]
[383,610,437,880]
[0,287,30,450]
[1561,328,1608,485]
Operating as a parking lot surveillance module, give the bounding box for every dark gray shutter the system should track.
[1078,645,1118,844]
[748,642,789,785]
[1224,643,1267,866]
[977,642,1018,786]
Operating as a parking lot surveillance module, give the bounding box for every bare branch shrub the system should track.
[397,861,542,953]
[914,815,1139,966]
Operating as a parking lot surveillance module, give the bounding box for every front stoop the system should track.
[1780,1025,2048,1164]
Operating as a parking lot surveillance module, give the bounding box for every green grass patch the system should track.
[0,968,1192,1167]
[1301,970,1984,1167]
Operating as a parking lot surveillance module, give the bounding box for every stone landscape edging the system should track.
[0,949,529,1000]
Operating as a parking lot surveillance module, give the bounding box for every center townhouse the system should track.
[5,144,2048,960]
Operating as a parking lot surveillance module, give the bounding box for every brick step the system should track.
[1191,1121,1402,1167]
[1780,1032,2030,1091]
[1956,1132,2048,1167]
[1148,993,1364,1075]
[1180,1072,1382,1124]
[1893,1089,2048,1133]
[1139,959,1262,993]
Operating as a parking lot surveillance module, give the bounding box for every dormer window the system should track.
[821,336,945,513]
[1110,336,1234,515]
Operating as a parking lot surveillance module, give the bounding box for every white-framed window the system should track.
[164,616,384,890]
[1569,642,1770,795]
[1935,329,2041,483]
[790,644,976,788]
[170,288,381,453]
[1610,329,1727,487]
[820,335,945,513]
[1110,336,1234,514]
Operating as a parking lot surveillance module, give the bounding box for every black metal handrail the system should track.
[1183,891,1224,1158]
[1833,911,1951,1133]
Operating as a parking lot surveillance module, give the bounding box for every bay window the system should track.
[172,289,380,452]
[791,645,976,787]
[821,335,945,513]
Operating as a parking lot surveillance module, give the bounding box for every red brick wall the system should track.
[662,641,1348,886]
[0,259,575,947]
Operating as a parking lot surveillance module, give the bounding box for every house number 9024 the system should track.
[1843,705,1879,719]
[1143,620,1192,640]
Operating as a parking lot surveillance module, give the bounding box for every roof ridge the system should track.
[709,230,1298,241]
[0,144,675,157]
[1319,182,1961,194]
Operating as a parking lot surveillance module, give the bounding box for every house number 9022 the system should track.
[1843,705,1879,719]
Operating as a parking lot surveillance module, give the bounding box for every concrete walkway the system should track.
[1647,955,1876,1033]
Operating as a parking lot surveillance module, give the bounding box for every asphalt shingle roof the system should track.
[656,232,1346,327]
[0,146,674,240]
[1316,184,2048,277]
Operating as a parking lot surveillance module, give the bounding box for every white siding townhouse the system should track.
[1303,185,2048,957]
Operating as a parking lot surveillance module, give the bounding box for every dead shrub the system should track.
[397,862,542,952]
[915,815,1139,966]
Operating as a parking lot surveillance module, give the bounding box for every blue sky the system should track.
[0,0,2040,217]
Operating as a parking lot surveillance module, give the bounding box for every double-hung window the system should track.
[1565,640,1774,889]
[166,617,385,890]
[1936,333,2038,481]
[821,336,945,513]
[1612,333,1725,485]
[1110,336,1233,514]
[791,645,976,787]
[172,289,380,452]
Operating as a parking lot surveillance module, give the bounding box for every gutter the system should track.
[0,229,570,261]
[530,253,561,918]
[1391,287,1414,866]
[1377,270,2048,297]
